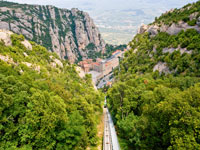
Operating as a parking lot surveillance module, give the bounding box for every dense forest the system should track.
[107,1,200,150]
[0,32,103,149]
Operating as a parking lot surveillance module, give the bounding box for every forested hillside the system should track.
[0,30,103,149]
[107,1,200,150]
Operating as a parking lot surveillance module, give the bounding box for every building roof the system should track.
[114,52,121,56]
[112,50,122,56]
[79,60,88,64]
[83,64,91,68]
[93,62,100,66]
[107,81,112,86]
[83,58,93,61]
[105,62,112,67]
[81,59,93,64]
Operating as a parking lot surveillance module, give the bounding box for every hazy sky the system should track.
[6,0,198,12]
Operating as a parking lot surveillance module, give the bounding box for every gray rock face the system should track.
[0,2,105,63]
[153,62,170,75]
[166,22,200,35]
[0,22,9,30]
[146,25,159,36]
[0,29,13,46]
[197,17,200,26]
[189,12,198,21]
[0,29,33,50]
[137,24,148,34]
[138,21,200,36]
[162,46,192,55]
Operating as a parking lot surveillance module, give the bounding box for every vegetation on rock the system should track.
[127,28,200,76]
[153,1,200,25]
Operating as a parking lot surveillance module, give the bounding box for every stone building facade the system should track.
[79,50,125,82]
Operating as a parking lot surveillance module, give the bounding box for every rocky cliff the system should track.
[138,2,200,36]
[138,20,200,36]
[0,1,105,63]
[125,1,200,76]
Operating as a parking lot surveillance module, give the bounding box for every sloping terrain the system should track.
[0,29,103,149]
[107,1,200,149]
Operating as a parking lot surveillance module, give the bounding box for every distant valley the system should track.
[6,0,198,45]
[89,0,199,44]
[7,0,199,44]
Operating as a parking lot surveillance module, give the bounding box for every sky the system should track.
[6,0,199,44]
[5,0,198,10]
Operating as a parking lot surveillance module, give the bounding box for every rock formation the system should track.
[197,17,200,26]
[0,1,105,63]
[0,29,32,49]
[138,21,200,36]
[153,62,170,75]
[138,4,200,37]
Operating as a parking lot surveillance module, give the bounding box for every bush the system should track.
[187,19,197,26]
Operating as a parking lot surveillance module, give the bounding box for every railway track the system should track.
[103,108,120,150]
[103,108,112,150]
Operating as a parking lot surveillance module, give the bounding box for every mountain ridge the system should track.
[0,1,106,63]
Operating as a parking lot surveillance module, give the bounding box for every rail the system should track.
[103,108,112,150]
[103,108,120,150]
